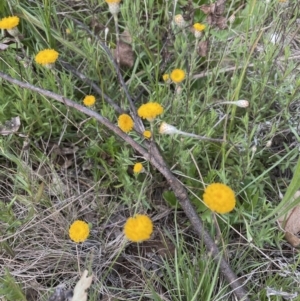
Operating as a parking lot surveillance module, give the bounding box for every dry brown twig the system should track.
[0,69,249,300]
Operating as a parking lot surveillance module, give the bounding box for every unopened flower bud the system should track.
[218,100,249,108]
[162,73,171,84]
[278,0,289,7]
[174,14,187,29]
[228,14,235,24]
[105,0,121,15]
[235,100,249,108]
[159,122,180,135]
[266,140,272,148]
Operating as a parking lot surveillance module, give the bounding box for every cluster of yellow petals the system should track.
[143,130,152,139]
[35,49,59,66]
[162,74,170,82]
[69,220,90,243]
[170,69,185,84]
[133,162,143,174]
[192,23,206,38]
[203,183,236,214]
[83,95,96,107]
[124,214,153,242]
[118,114,134,133]
[137,102,164,121]
[0,16,20,30]
[193,23,206,32]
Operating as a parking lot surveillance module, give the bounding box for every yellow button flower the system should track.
[124,214,153,242]
[170,69,185,84]
[35,49,59,66]
[203,183,236,214]
[193,23,206,38]
[0,16,19,30]
[137,102,164,121]
[162,74,170,82]
[118,114,134,133]
[83,95,96,107]
[193,23,206,32]
[69,220,90,243]
[133,162,143,174]
[143,130,152,139]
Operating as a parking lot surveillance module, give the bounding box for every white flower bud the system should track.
[174,15,187,29]
[159,122,180,135]
[266,140,272,148]
[108,3,120,15]
[235,100,249,108]
[218,100,249,108]
[228,14,235,24]
[104,27,109,44]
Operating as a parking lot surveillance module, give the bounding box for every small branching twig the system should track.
[0,71,250,300]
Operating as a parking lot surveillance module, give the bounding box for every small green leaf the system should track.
[163,190,180,208]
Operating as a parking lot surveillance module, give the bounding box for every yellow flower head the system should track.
[83,95,96,107]
[193,23,206,32]
[69,220,90,243]
[35,49,59,66]
[143,130,152,139]
[170,69,185,84]
[193,23,206,38]
[0,16,19,30]
[203,183,236,214]
[124,214,153,242]
[118,114,134,133]
[133,162,143,174]
[162,74,170,82]
[137,102,164,121]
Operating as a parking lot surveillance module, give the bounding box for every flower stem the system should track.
[176,130,224,143]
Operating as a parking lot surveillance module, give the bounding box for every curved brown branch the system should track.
[0,71,250,300]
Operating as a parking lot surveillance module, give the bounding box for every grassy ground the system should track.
[1,0,300,300]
